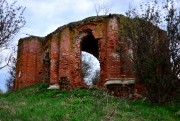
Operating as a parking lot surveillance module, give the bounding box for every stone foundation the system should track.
[105,78,135,98]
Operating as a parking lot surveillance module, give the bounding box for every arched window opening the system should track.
[80,33,100,85]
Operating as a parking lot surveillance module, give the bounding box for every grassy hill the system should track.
[0,84,179,121]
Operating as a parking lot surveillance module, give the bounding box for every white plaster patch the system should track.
[47,84,60,89]
[111,52,119,58]
[105,78,135,86]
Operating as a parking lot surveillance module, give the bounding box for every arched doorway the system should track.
[80,32,100,85]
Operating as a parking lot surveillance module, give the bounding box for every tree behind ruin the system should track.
[0,0,25,69]
[119,0,179,103]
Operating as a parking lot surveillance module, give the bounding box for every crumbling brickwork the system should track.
[14,14,135,90]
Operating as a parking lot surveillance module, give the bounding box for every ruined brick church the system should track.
[14,14,136,91]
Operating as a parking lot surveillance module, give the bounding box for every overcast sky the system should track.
[13,0,146,38]
[0,0,178,92]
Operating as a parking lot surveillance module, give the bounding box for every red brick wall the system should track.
[15,15,136,89]
[15,37,43,89]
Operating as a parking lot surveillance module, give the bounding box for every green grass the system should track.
[0,84,179,121]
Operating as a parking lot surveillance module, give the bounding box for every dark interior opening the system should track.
[43,51,50,83]
[81,34,99,59]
